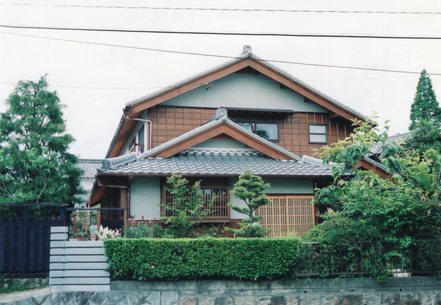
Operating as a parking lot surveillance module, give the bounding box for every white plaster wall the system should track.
[130,177,161,220]
[228,177,314,220]
[163,73,327,113]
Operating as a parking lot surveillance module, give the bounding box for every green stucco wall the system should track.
[163,73,327,113]
[130,177,161,220]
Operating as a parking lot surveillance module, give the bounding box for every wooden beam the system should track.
[355,159,390,179]
[108,118,139,158]
[328,113,341,120]
[90,186,106,206]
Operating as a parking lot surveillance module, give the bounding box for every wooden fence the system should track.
[0,203,65,275]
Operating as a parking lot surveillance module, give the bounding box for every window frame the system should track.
[308,124,328,144]
[237,121,280,142]
[128,124,146,154]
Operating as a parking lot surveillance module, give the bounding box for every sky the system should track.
[1,0,441,158]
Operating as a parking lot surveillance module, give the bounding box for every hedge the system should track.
[104,238,303,281]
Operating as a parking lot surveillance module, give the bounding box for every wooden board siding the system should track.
[279,112,350,157]
[149,107,215,149]
[149,106,351,157]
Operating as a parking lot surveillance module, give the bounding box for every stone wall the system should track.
[2,277,441,305]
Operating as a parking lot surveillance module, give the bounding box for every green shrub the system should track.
[303,211,400,282]
[105,238,303,281]
[123,219,163,238]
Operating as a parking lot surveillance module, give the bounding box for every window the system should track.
[238,122,279,141]
[309,124,327,144]
[163,186,230,219]
[128,124,146,154]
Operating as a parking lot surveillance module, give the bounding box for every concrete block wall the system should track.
[49,226,110,291]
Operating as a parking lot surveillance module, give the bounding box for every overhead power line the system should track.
[1,30,440,76]
[1,24,441,40]
[2,3,441,15]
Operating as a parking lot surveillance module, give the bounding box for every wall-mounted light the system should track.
[204,81,213,91]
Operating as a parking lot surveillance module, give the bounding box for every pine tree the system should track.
[227,171,271,237]
[409,69,441,130]
[0,76,83,203]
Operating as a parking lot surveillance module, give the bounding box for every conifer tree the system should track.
[0,76,83,203]
[228,171,271,237]
[409,69,441,130]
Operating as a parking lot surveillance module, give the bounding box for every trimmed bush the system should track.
[104,238,303,281]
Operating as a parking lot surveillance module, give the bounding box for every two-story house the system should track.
[90,46,370,236]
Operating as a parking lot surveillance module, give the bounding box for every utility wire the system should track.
[1,24,441,40]
[1,30,440,76]
[1,3,441,15]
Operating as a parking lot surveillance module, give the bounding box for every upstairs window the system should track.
[129,124,146,154]
[238,122,279,141]
[309,124,327,144]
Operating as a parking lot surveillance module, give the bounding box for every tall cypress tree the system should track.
[0,76,83,204]
[409,69,441,130]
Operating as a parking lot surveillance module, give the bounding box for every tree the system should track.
[160,174,210,238]
[311,119,441,280]
[409,69,441,130]
[0,76,83,204]
[404,120,441,155]
[228,171,271,237]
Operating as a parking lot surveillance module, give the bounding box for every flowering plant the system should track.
[97,225,121,240]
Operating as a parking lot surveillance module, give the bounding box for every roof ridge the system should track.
[101,153,137,171]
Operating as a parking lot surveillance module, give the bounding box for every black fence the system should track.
[0,203,65,276]
[0,204,127,276]
[299,240,441,279]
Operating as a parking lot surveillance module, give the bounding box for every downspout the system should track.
[145,109,153,150]
[147,120,153,150]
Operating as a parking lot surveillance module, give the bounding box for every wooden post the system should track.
[120,189,128,227]
[97,210,101,228]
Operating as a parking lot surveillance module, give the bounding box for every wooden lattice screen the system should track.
[256,195,315,237]
[163,186,230,220]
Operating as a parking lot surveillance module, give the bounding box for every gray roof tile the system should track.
[99,149,331,177]
[78,159,103,178]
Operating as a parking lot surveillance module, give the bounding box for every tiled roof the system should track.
[98,148,332,177]
[77,159,103,203]
[370,132,411,155]
[78,159,103,178]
